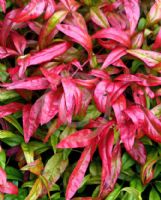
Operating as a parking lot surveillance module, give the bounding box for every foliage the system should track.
[0,0,161,199]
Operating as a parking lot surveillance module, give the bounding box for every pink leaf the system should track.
[17,41,71,76]
[57,24,92,55]
[0,0,6,13]
[90,7,109,28]
[0,182,18,195]
[39,91,61,125]
[147,0,161,24]
[0,102,23,118]
[13,0,46,22]
[99,143,121,198]
[57,129,96,148]
[143,108,161,143]
[123,0,140,35]
[127,49,161,67]
[152,28,161,50]
[61,77,82,124]
[101,47,127,69]
[92,28,131,48]
[60,0,80,11]
[23,104,32,143]
[0,167,7,185]
[2,76,49,90]
[94,80,110,113]
[0,167,18,195]
[66,142,96,200]
[44,0,56,20]
[99,130,114,192]
[0,46,18,59]
[132,32,144,49]
[24,98,42,143]
[126,140,146,165]
[11,31,27,55]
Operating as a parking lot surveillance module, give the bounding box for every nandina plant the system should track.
[1,0,161,199]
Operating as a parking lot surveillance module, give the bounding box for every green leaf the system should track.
[21,142,34,163]
[28,141,50,155]
[155,181,161,193]
[6,166,23,181]
[22,180,35,188]
[0,130,23,146]
[4,115,23,134]
[92,185,100,197]
[89,161,101,176]
[121,187,142,200]
[105,184,121,200]
[130,178,145,193]
[0,149,6,169]
[4,188,28,200]
[76,105,101,127]
[50,192,60,200]
[122,153,135,170]
[0,63,9,82]
[149,188,160,200]
[0,90,19,102]
[25,178,43,200]
[43,153,68,190]
[50,130,60,153]
[78,174,91,193]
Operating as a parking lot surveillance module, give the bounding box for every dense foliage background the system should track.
[1,0,161,199]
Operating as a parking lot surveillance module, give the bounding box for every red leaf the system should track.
[127,49,161,67]
[123,0,140,35]
[143,108,161,143]
[60,0,80,11]
[107,12,127,30]
[147,0,161,24]
[0,46,18,59]
[60,77,82,124]
[44,0,56,20]
[0,167,7,185]
[27,21,42,35]
[11,31,27,55]
[132,32,144,49]
[39,10,68,49]
[17,42,71,76]
[0,167,18,195]
[99,143,121,198]
[24,90,61,142]
[0,182,18,195]
[13,0,46,22]
[94,80,110,113]
[0,102,23,118]
[24,97,42,143]
[126,140,146,165]
[92,28,131,48]
[90,7,109,28]
[0,0,6,13]
[112,94,127,123]
[2,76,49,90]
[57,129,96,148]
[141,153,158,185]
[1,9,20,47]
[152,28,161,50]
[101,47,127,69]
[57,24,92,55]
[40,68,61,90]
[99,130,114,190]
[23,104,32,143]
[66,142,97,200]
[94,80,129,113]
[39,91,61,125]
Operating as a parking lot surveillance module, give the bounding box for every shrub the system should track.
[0,0,161,199]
